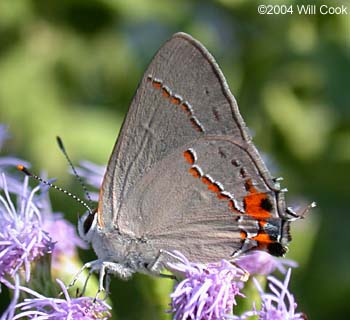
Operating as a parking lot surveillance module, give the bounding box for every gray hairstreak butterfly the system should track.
[77,32,312,283]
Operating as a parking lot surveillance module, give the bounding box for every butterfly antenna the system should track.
[56,136,94,209]
[17,165,93,214]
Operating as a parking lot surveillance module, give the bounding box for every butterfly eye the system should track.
[78,209,97,241]
[83,212,96,235]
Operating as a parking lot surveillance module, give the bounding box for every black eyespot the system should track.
[267,242,287,257]
[260,197,273,211]
[83,212,96,234]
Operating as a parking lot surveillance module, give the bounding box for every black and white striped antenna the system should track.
[17,136,95,214]
[17,164,93,215]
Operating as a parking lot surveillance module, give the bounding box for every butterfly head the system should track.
[78,209,98,242]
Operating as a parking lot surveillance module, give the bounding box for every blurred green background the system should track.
[0,0,349,319]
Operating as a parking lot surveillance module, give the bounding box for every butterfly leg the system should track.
[66,259,98,291]
[67,259,134,297]
[93,261,134,299]
[146,250,181,279]
[80,269,94,296]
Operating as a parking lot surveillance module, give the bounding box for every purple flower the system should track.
[42,213,87,268]
[168,251,246,320]
[31,173,87,256]
[38,187,87,269]
[235,269,306,320]
[13,279,111,319]
[0,125,31,195]
[256,269,306,319]
[0,174,54,285]
[235,251,297,275]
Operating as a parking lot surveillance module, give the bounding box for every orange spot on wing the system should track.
[217,193,230,200]
[189,167,201,178]
[252,232,273,244]
[207,183,221,193]
[243,179,271,219]
[170,96,181,105]
[152,81,162,90]
[162,87,171,98]
[201,177,222,194]
[181,103,192,116]
[259,220,267,228]
[245,179,257,193]
[244,193,271,219]
[190,118,203,132]
[183,150,195,165]
[228,199,235,209]
[228,199,241,213]
[240,230,247,240]
[201,176,212,185]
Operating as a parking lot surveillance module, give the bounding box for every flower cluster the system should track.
[168,251,305,320]
[231,268,306,320]
[0,126,111,319]
[254,269,306,320]
[0,176,54,285]
[14,279,111,319]
[168,252,245,320]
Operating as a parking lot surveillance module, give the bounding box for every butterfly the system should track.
[77,32,311,285]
